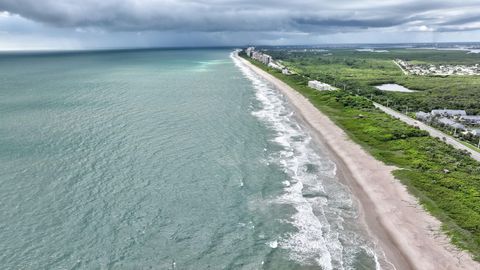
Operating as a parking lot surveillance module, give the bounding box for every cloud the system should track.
[0,0,479,34]
[1,1,480,49]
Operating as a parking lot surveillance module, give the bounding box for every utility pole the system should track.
[405,106,408,115]
[454,127,457,136]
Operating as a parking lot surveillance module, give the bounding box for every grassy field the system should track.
[241,52,480,260]
[266,49,480,114]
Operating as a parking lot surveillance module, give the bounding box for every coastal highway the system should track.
[373,102,480,162]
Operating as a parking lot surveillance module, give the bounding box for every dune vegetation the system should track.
[241,52,480,260]
[267,49,480,114]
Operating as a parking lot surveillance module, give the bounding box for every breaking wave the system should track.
[232,52,384,270]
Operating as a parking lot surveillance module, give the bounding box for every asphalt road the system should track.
[373,102,480,162]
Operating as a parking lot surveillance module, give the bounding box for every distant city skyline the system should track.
[1,0,480,50]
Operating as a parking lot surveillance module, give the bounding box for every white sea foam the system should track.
[268,240,279,248]
[231,52,385,270]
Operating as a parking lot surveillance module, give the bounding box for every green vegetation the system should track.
[266,49,480,114]
[241,53,480,260]
[429,121,480,151]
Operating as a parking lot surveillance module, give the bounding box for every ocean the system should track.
[0,49,382,269]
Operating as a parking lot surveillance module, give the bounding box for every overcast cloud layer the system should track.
[1,0,480,50]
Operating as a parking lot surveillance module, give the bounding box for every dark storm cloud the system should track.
[0,0,480,34]
[292,17,409,29]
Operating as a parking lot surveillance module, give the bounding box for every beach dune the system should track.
[235,52,479,270]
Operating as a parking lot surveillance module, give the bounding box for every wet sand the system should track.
[235,53,479,270]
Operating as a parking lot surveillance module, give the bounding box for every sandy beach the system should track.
[235,53,479,270]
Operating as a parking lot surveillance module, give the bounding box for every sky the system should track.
[1,0,480,50]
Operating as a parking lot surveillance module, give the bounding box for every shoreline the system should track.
[234,53,479,270]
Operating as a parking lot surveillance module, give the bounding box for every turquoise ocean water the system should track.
[0,49,385,269]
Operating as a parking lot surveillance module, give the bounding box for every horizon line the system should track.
[1,41,480,53]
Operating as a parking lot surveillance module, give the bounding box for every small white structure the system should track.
[282,68,291,75]
[415,111,431,121]
[460,115,480,125]
[431,109,467,117]
[308,80,336,91]
[471,129,480,136]
[438,117,465,130]
[268,62,281,69]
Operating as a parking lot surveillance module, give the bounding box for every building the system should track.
[471,129,480,137]
[460,115,480,125]
[437,117,465,130]
[415,111,431,121]
[307,80,336,91]
[268,62,282,70]
[431,109,467,117]
[282,68,291,75]
[245,47,254,57]
[251,51,272,65]
[395,59,480,76]
[245,47,290,76]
